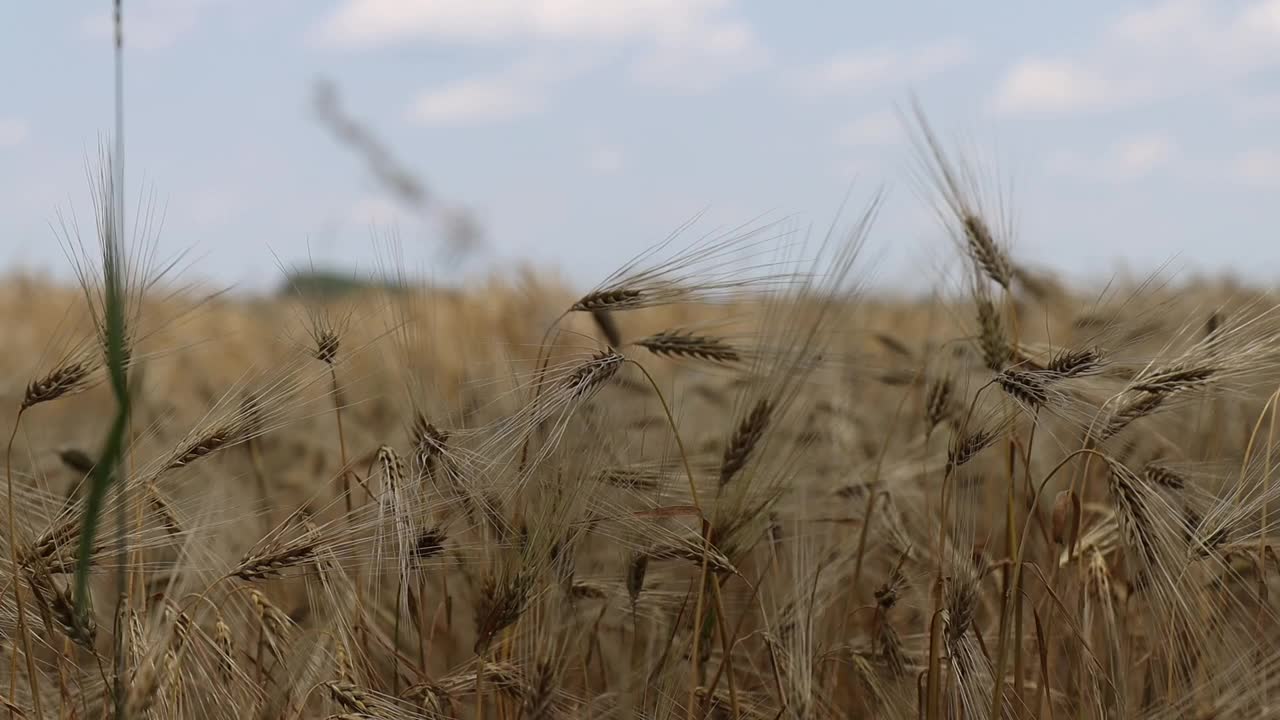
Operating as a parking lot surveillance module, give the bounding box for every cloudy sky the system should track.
[2,0,1279,292]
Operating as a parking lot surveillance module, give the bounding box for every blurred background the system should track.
[2,0,1279,294]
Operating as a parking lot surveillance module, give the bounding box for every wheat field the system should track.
[5,122,1280,720]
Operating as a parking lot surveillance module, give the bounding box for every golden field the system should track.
[4,158,1280,720]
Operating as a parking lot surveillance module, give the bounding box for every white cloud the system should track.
[586,146,624,175]
[1227,93,1280,123]
[318,0,766,93]
[798,39,973,95]
[993,0,1280,115]
[349,194,418,226]
[186,185,248,225]
[0,118,29,148]
[407,58,569,125]
[1231,148,1280,186]
[1047,133,1177,182]
[316,0,738,47]
[1106,0,1206,47]
[834,111,899,147]
[410,77,541,126]
[992,60,1110,114]
[1113,136,1176,178]
[629,19,769,91]
[80,0,226,50]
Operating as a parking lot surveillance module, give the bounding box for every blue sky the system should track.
[2,0,1280,292]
